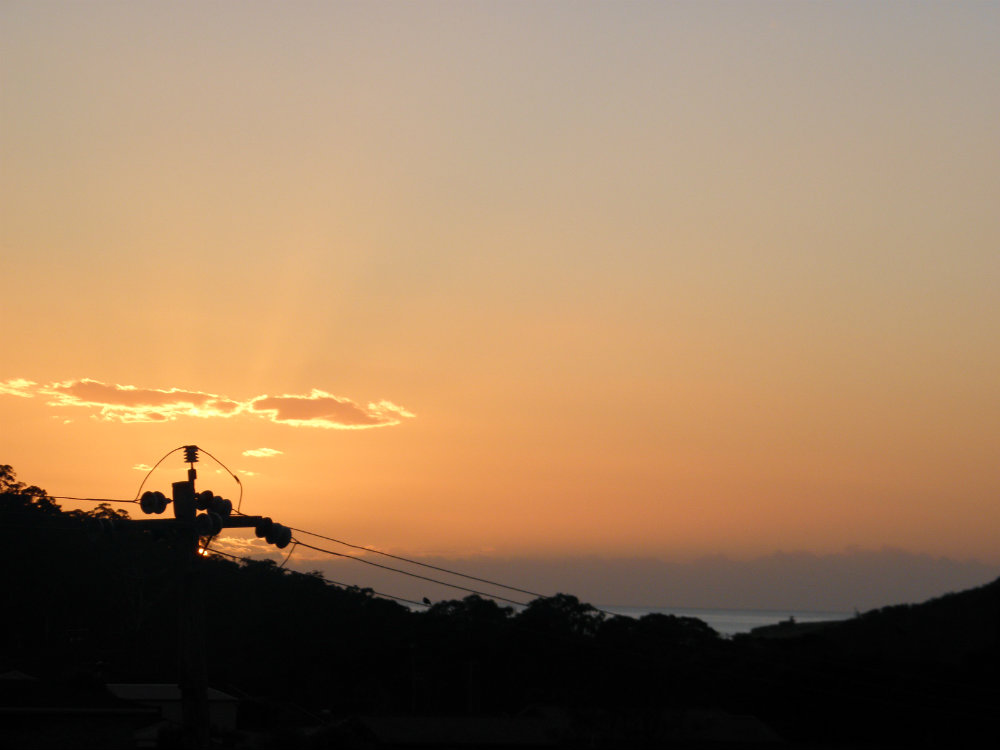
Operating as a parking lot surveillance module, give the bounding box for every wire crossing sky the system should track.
[2,2,999,574]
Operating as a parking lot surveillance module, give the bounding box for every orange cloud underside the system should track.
[1,379,415,430]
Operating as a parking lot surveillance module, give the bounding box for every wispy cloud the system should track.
[39,379,243,423]
[206,535,325,561]
[242,448,283,458]
[208,535,281,559]
[0,378,36,398]
[1,378,415,430]
[249,390,414,429]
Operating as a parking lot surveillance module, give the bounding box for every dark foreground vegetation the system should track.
[3,465,999,749]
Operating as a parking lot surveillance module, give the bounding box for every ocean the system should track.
[598,606,853,637]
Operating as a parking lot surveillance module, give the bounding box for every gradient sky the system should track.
[3,2,999,576]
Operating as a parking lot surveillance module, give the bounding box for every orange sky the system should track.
[2,2,999,570]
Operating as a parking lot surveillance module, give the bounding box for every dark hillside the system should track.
[3,464,999,748]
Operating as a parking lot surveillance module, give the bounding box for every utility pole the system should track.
[173,476,209,750]
[116,446,294,750]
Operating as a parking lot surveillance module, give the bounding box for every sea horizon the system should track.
[403,600,856,637]
[597,605,854,637]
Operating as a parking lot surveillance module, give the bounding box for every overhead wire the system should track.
[198,542,711,696]
[58,442,544,605]
[19,496,603,617]
[52,445,561,609]
[133,446,186,501]
[203,546,428,608]
[292,539,530,607]
[50,495,137,505]
[283,523,626,616]
[278,541,298,569]
[195,446,244,512]
[285,525,545,599]
[132,444,244,510]
[48,494,562,610]
[31,492,547,607]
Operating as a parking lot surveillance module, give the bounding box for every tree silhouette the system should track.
[4,462,1000,748]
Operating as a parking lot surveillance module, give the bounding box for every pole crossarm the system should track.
[114,515,268,532]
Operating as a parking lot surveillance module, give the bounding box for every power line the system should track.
[50,495,138,505]
[203,546,428,608]
[283,523,627,616]
[54,445,548,608]
[15,492,611,617]
[67,497,551,608]
[292,539,530,607]
[49,494,559,610]
[279,541,298,569]
[60,445,542,603]
[133,446,186,501]
[286,525,545,599]
[195,447,244,512]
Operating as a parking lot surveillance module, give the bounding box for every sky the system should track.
[2,2,999,605]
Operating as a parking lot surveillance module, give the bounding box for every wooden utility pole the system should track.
[173,478,210,750]
[119,446,293,749]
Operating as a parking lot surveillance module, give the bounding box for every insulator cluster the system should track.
[191,490,233,536]
[254,517,293,549]
[140,486,237,540]
[183,445,200,464]
[196,491,233,517]
[139,491,170,515]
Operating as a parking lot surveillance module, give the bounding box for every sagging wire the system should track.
[279,541,298,569]
[133,446,187,501]
[133,445,243,511]
[292,539,529,607]
[196,446,244,512]
[51,496,137,505]
[203,546,428,608]
[288,525,545,599]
